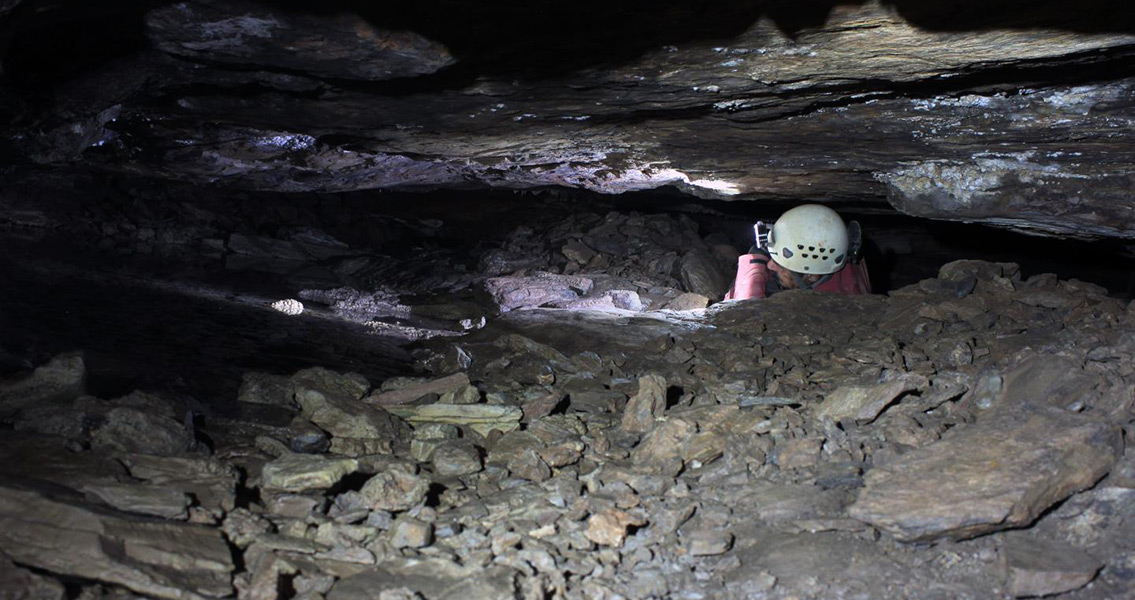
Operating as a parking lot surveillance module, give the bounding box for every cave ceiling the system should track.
[3,0,1135,238]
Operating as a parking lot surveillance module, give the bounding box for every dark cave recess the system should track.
[5,181,1135,300]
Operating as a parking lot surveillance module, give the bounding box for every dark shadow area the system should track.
[4,0,1135,87]
[0,234,414,411]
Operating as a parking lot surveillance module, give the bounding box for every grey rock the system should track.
[118,454,239,516]
[83,482,191,520]
[430,440,483,477]
[287,418,331,454]
[369,373,470,406]
[562,239,597,264]
[329,560,516,600]
[385,404,521,437]
[1003,533,1102,598]
[293,367,408,454]
[147,1,454,81]
[360,466,429,512]
[260,453,359,492]
[439,383,481,405]
[0,484,233,600]
[850,407,1121,542]
[0,352,85,418]
[685,530,734,556]
[679,249,727,298]
[0,556,66,600]
[485,272,594,312]
[238,371,296,408]
[91,406,197,456]
[390,517,434,549]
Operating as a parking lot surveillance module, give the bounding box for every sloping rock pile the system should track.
[482,210,734,312]
[2,260,1134,599]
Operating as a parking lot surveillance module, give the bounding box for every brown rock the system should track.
[774,436,824,470]
[389,517,433,549]
[584,509,647,547]
[368,373,470,406]
[260,453,358,493]
[815,373,928,424]
[630,418,695,476]
[360,466,429,512]
[849,407,1121,542]
[430,440,483,477]
[685,530,734,556]
[1003,534,1102,598]
[621,373,667,434]
[664,292,711,311]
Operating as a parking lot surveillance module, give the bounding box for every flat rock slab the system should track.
[0,484,233,600]
[1003,533,1102,598]
[329,559,516,600]
[816,373,928,424]
[849,407,1121,542]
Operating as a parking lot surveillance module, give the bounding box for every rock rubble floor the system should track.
[3,200,1135,599]
[3,256,1135,600]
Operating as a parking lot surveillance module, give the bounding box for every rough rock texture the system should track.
[850,407,1122,541]
[4,1,1135,237]
[0,484,233,600]
[5,192,1135,600]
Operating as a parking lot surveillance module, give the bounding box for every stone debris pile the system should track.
[1,260,1134,599]
[483,210,733,313]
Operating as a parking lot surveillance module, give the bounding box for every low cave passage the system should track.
[4,185,1134,404]
[3,182,1135,599]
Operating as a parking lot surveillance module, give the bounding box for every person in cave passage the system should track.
[724,204,871,300]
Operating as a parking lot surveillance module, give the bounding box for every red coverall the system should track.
[723,253,871,300]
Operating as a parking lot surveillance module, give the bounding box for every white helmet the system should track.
[768,204,848,275]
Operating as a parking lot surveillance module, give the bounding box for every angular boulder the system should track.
[849,407,1121,542]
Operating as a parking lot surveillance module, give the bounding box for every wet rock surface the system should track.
[2,198,1135,599]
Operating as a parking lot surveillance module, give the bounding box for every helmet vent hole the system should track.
[808,246,815,251]
[835,254,844,264]
[804,266,811,271]
[822,256,828,260]
[829,249,835,253]
[797,244,804,250]
[783,248,794,258]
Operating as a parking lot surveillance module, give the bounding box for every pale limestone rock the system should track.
[271,298,304,315]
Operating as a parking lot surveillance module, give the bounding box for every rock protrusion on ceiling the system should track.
[3,0,1135,238]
